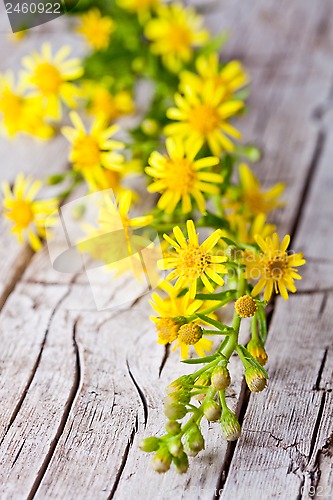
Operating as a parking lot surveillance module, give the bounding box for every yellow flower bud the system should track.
[152,446,172,473]
[245,365,267,392]
[221,408,241,441]
[211,365,231,390]
[203,401,222,422]
[247,338,268,366]
[235,295,258,318]
[178,323,203,345]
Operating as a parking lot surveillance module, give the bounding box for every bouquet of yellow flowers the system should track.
[0,0,306,475]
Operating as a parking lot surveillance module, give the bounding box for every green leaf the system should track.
[197,32,229,56]
[199,211,230,230]
[195,290,237,301]
[221,236,241,248]
[181,353,219,364]
[237,345,268,378]
[196,314,234,334]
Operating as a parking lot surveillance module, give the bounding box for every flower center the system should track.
[235,295,258,318]
[165,158,196,194]
[167,24,191,51]
[188,103,220,135]
[10,200,34,228]
[177,245,210,279]
[178,323,202,345]
[33,63,62,95]
[265,253,288,280]
[72,135,101,169]
[156,318,180,344]
[244,191,269,215]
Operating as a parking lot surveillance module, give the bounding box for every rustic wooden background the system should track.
[0,1,333,498]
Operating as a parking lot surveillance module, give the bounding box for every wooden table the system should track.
[0,1,332,498]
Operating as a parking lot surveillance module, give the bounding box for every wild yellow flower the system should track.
[62,111,125,191]
[2,174,58,251]
[85,82,134,122]
[0,72,52,138]
[150,282,213,358]
[117,0,160,16]
[145,137,222,214]
[165,82,243,156]
[160,220,227,298]
[225,213,276,245]
[21,43,83,120]
[243,233,306,301]
[238,163,284,216]
[77,9,115,51]
[144,3,209,72]
[180,53,249,99]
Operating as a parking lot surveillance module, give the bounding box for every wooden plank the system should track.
[221,293,333,500]
[0,1,332,498]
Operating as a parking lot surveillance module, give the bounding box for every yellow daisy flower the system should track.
[2,173,58,251]
[160,220,227,298]
[21,43,83,120]
[144,3,209,72]
[0,72,52,138]
[238,163,284,216]
[145,137,222,214]
[165,82,244,156]
[150,282,213,358]
[85,82,134,122]
[225,213,276,245]
[180,53,249,99]
[62,111,125,191]
[242,233,306,301]
[117,0,161,16]
[77,9,115,51]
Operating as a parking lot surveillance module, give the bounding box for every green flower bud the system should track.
[173,452,189,474]
[165,420,181,435]
[142,118,159,136]
[211,365,231,390]
[164,390,191,406]
[167,375,194,393]
[183,424,205,457]
[245,365,267,392]
[221,408,241,441]
[167,435,183,457]
[139,436,160,452]
[203,400,222,422]
[152,446,172,473]
[164,403,187,421]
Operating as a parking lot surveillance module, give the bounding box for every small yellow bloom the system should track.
[145,3,209,72]
[85,82,134,122]
[247,338,268,366]
[243,233,306,301]
[117,0,160,16]
[146,137,222,214]
[224,213,276,245]
[21,43,83,120]
[238,163,284,216]
[2,173,58,251]
[0,72,52,138]
[160,220,227,298]
[77,9,115,51]
[62,111,125,191]
[180,53,249,99]
[235,295,258,318]
[165,82,243,156]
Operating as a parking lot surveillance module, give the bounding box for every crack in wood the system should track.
[27,317,82,499]
[126,359,148,427]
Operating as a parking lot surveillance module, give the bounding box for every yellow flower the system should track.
[225,213,276,244]
[145,137,222,214]
[144,3,209,72]
[243,233,306,301]
[160,220,227,298]
[62,111,125,191]
[0,72,53,138]
[21,43,83,120]
[77,9,115,51]
[165,82,243,156]
[2,174,58,251]
[238,163,284,216]
[150,282,213,358]
[85,82,134,122]
[117,0,160,16]
[180,53,249,99]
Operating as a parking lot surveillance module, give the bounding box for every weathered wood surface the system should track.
[0,1,333,499]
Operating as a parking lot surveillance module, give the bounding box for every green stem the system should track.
[251,316,259,340]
